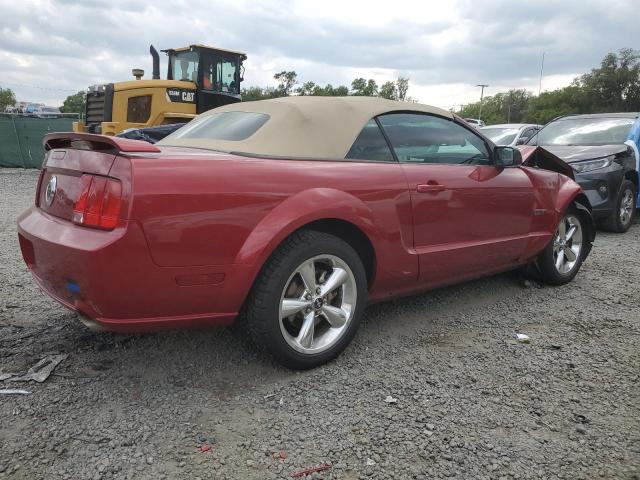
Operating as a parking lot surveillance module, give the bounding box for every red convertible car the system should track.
[18,97,595,368]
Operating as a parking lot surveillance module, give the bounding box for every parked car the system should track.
[23,105,38,116]
[464,118,485,128]
[35,106,61,118]
[626,116,640,205]
[481,123,541,146]
[18,97,595,369]
[528,113,638,233]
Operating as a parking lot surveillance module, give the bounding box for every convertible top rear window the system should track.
[166,111,270,142]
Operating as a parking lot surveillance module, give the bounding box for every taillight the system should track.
[73,174,122,230]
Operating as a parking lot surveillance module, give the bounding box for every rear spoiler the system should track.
[44,132,161,154]
[517,145,575,180]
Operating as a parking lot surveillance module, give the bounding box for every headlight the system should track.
[572,155,614,173]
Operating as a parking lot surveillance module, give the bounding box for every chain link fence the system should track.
[0,114,78,168]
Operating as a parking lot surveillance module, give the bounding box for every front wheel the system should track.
[244,230,367,369]
[537,207,587,286]
[599,180,636,233]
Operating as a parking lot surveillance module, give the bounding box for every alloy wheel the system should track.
[552,214,583,275]
[279,255,357,354]
[620,189,634,226]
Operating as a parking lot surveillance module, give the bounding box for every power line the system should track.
[0,81,79,93]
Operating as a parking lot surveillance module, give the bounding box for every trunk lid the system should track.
[38,150,118,221]
[37,133,158,223]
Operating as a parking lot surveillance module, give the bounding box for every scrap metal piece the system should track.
[8,354,68,383]
[0,389,31,395]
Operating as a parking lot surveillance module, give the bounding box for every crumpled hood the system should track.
[517,145,574,180]
[536,144,627,163]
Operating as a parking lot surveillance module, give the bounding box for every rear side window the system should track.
[345,120,395,162]
[378,113,491,165]
[167,111,270,141]
[520,127,538,143]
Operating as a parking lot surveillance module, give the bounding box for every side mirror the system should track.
[495,146,523,167]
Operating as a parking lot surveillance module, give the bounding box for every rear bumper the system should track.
[17,207,253,332]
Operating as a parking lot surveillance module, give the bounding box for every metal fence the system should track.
[0,114,77,168]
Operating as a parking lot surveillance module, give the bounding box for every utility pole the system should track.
[538,52,545,96]
[476,84,489,122]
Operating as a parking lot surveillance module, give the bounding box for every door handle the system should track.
[416,183,446,193]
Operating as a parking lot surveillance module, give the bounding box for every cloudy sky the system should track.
[1,0,638,109]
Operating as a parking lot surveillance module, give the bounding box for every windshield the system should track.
[481,127,520,145]
[171,51,199,82]
[532,117,635,146]
[162,111,269,142]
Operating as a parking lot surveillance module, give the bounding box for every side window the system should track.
[519,128,536,143]
[378,113,491,165]
[345,120,395,162]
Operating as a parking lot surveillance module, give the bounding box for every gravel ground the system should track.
[1,168,639,480]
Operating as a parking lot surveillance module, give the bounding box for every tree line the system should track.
[458,48,640,125]
[242,72,411,102]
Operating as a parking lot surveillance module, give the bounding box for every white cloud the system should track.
[0,0,638,107]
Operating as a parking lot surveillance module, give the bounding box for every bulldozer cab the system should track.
[165,45,246,113]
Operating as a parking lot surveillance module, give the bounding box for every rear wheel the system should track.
[599,180,636,233]
[244,230,367,369]
[537,207,587,285]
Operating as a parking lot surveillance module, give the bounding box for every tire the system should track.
[244,230,368,369]
[537,206,588,286]
[599,179,636,233]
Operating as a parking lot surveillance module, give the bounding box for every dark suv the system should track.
[529,113,638,232]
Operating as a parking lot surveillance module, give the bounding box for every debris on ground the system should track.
[273,451,288,460]
[366,458,376,466]
[515,334,530,344]
[0,389,31,395]
[384,395,398,404]
[292,463,331,477]
[199,445,211,453]
[8,354,68,383]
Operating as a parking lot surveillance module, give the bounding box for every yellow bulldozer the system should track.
[73,44,247,135]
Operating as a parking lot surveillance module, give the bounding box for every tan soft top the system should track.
[158,96,453,159]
